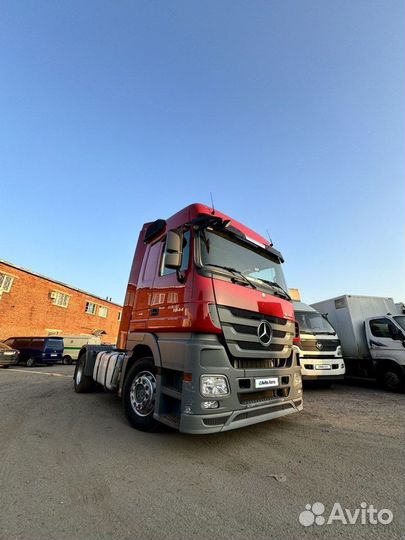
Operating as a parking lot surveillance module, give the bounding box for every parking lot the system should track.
[0,365,404,540]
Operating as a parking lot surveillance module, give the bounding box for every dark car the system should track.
[3,336,63,367]
[0,341,20,367]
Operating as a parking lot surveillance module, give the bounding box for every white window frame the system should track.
[98,306,108,318]
[0,273,14,293]
[85,301,97,315]
[52,291,70,308]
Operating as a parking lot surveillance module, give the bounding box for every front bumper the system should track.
[300,356,345,380]
[155,333,303,434]
[180,396,303,434]
[0,355,19,366]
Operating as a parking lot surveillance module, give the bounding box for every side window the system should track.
[161,230,190,276]
[369,318,393,338]
[31,338,45,349]
[142,241,162,281]
[14,338,29,348]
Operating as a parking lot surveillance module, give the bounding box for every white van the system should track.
[61,335,101,364]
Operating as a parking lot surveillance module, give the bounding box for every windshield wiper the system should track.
[206,264,257,289]
[257,279,291,300]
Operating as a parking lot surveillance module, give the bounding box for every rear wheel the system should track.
[122,357,159,432]
[73,355,94,393]
[26,358,35,368]
[381,366,405,393]
[63,355,72,365]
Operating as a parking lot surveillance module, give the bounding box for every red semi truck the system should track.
[73,203,303,433]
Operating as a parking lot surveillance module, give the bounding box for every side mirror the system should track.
[390,327,404,341]
[164,230,183,269]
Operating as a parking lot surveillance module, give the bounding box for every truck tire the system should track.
[63,355,72,365]
[122,357,159,432]
[27,358,35,368]
[73,355,94,393]
[381,366,405,393]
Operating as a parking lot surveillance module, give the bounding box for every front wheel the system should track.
[381,367,405,393]
[73,355,94,393]
[26,358,35,368]
[63,356,72,365]
[122,357,159,432]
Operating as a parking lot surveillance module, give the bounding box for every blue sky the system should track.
[1,0,404,305]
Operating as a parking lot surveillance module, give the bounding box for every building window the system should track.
[46,329,62,335]
[118,311,122,321]
[85,302,97,315]
[51,291,70,308]
[98,306,108,318]
[0,273,14,293]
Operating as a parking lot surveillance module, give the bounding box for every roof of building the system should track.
[0,259,122,307]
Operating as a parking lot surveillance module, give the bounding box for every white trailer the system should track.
[61,335,101,364]
[311,295,405,392]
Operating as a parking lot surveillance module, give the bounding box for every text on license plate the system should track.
[254,377,279,389]
[315,364,331,370]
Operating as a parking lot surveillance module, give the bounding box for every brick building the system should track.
[0,260,122,343]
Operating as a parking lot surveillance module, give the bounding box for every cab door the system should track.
[367,317,405,364]
[147,230,192,331]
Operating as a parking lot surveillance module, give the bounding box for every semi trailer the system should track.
[312,295,405,392]
[293,301,345,383]
[73,203,303,433]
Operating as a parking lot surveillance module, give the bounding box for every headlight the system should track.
[336,345,342,357]
[200,375,230,397]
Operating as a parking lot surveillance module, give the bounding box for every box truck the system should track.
[293,301,345,383]
[311,295,405,392]
[73,203,303,433]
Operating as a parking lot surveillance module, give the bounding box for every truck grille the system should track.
[217,305,294,368]
[299,339,340,352]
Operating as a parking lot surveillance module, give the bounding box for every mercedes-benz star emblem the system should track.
[316,342,323,350]
[257,320,273,347]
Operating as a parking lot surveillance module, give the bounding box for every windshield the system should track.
[0,341,12,350]
[295,311,336,334]
[199,229,288,292]
[394,316,405,332]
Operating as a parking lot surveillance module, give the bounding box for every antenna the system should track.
[266,229,273,245]
[210,192,215,215]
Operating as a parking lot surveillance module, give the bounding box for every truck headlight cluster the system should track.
[200,375,230,397]
[336,345,342,357]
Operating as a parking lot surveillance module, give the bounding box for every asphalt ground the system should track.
[0,365,404,540]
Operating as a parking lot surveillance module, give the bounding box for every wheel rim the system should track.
[129,370,156,417]
[76,363,83,384]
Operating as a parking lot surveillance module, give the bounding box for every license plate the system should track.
[50,353,57,357]
[254,377,279,389]
[315,364,331,370]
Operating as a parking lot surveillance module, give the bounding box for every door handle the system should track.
[150,308,159,316]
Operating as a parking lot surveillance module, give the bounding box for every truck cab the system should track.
[73,203,303,433]
[365,315,405,392]
[293,301,345,383]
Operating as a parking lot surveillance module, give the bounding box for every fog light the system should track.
[293,372,302,387]
[202,401,219,409]
[341,364,345,369]
[200,375,230,397]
